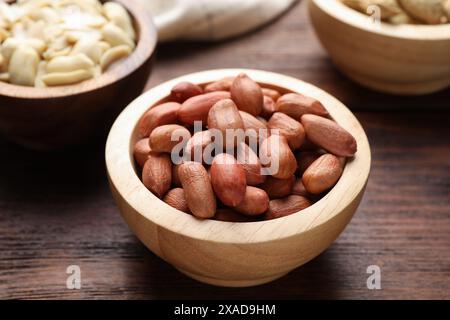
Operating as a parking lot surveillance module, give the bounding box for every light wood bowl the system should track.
[105,69,371,287]
[308,0,450,95]
[0,0,157,149]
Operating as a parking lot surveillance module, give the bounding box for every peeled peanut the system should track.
[234,186,269,216]
[103,2,136,40]
[210,153,247,207]
[259,134,297,179]
[231,73,263,116]
[46,53,94,73]
[41,69,93,86]
[133,138,151,167]
[102,22,135,49]
[236,142,266,186]
[179,162,216,218]
[163,188,190,213]
[8,45,39,86]
[276,93,329,120]
[71,36,109,64]
[301,114,357,157]
[100,45,131,70]
[302,154,345,194]
[179,91,231,125]
[207,99,245,148]
[171,81,203,103]
[149,124,191,153]
[268,112,305,150]
[138,102,181,137]
[142,153,172,198]
[265,195,311,220]
[260,175,295,199]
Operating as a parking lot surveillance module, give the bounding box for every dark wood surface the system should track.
[0,1,449,300]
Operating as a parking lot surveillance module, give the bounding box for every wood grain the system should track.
[0,1,449,299]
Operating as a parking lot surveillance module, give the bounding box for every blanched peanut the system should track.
[41,69,93,86]
[101,23,135,49]
[8,45,39,86]
[71,36,108,64]
[46,53,94,73]
[100,45,131,70]
[103,2,136,40]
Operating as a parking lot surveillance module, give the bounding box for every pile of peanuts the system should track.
[0,0,135,87]
[134,73,357,222]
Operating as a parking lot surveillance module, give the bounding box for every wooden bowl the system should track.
[0,0,157,149]
[308,0,450,95]
[105,69,371,287]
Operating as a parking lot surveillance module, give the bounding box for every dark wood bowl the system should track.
[0,0,157,149]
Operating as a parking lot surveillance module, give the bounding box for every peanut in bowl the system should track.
[0,0,157,149]
[105,69,371,287]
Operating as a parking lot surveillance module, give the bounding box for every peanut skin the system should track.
[231,73,263,116]
[142,153,172,198]
[178,91,231,125]
[163,188,190,213]
[171,81,203,103]
[133,138,151,168]
[267,112,305,150]
[302,154,345,194]
[138,102,180,137]
[259,134,297,179]
[260,175,295,199]
[265,195,311,220]
[234,186,269,216]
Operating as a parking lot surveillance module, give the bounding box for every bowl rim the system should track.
[105,68,371,244]
[312,0,450,41]
[0,0,157,99]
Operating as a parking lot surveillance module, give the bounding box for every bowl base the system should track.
[340,66,450,96]
[177,268,289,287]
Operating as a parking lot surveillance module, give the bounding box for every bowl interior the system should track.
[106,69,371,244]
[0,0,157,99]
[313,0,450,40]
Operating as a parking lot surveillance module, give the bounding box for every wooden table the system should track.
[1,1,449,300]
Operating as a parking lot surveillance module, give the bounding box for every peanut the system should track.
[207,99,245,148]
[260,175,296,199]
[133,138,151,168]
[171,81,203,103]
[185,130,213,163]
[138,102,181,137]
[142,153,172,198]
[178,161,216,218]
[239,110,268,144]
[163,188,190,213]
[178,91,231,125]
[261,95,276,119]
[210,153,247,207]
[234,186,269,216]
[265,195,311,220]
[296,151,324,174]
[267,112,305,150]
[302,154,345,194]
[149,124,191,153]
[204,76,235,93]
[276,93,329,120]
[259,134,297,179]
[301,114,357,157]
[236,142,266,186]
[214,208,257,222]
[262,87,281,102]
[230,73,263,116]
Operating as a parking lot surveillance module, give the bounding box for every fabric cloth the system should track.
[139,0,298,42]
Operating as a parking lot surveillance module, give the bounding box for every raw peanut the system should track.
[296,151,324,175]
[267,112,305,150]
[41,69,93,86]
[172,164,182,187]
[234,186,269,216]
[142,153,172,198]
[260,175,295,199]
[214,208,257,222]
[8,45,39,86]
[178,162,216,218]
[239,111,268,144]
[207,99,245,148]
[102,22,135,48]
[178,91,231,125]
[100,45,132,70]
[261,95,276,119]
[236,142,266,186]
[46,53,94,73]
[276,93,329,120]
[301,114,357,157]
[103,2,136,40]
[149,124,191,153]
[398,0,447,24]
[204,76,235,92]
[171,81,203,103]
[302,154,345,194]
[265,195,311,220]
[230,73,263,116]
[259,134,297,179]
[210,153,247,206]
[262,87,281,101]
[138,102,180,137]
[185,130,213,163]
[163,188,190,213]
[133,138,151,167]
